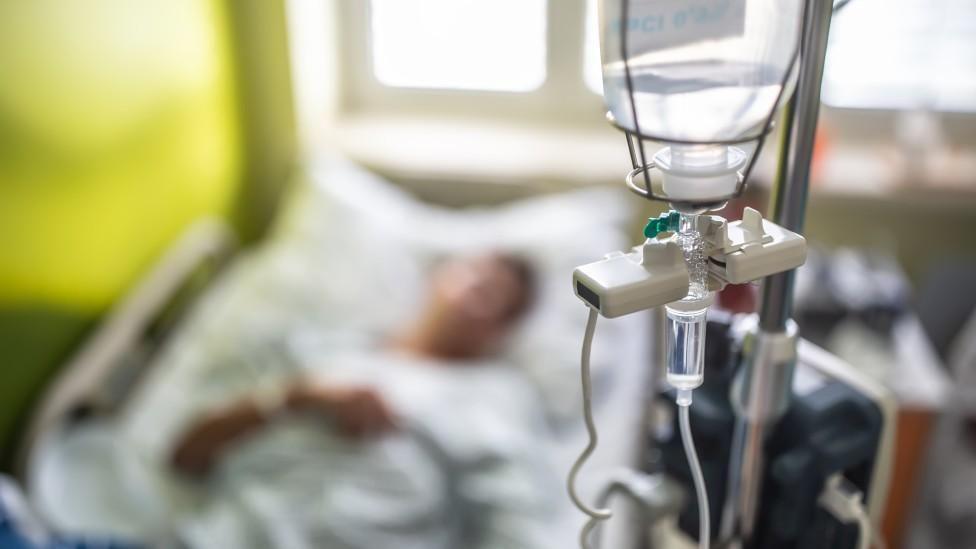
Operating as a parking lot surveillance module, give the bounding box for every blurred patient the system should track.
[171,252,535,476]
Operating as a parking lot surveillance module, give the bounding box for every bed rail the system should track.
[14,219,236,478]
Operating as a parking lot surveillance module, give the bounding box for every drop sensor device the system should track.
[574,208,807,318]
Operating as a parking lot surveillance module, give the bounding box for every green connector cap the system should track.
[643,210,680,239]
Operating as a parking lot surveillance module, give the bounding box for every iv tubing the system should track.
[568,307,612,549]
[679,401,710,549]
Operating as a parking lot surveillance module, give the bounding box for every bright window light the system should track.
[584,0,603,94]
[370,0,547,92]
[823,0,976,112]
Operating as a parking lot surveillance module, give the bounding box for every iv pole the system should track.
[722,0,836,545]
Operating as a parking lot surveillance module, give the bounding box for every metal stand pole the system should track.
[722,0,836,545]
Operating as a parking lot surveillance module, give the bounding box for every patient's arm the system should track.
[285,383,397,439]
[170,396,268,477]
[171,383,396,477]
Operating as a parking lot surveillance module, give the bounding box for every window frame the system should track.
[333,0,606,128]
[820,0,976,115]
[816,0,976,151]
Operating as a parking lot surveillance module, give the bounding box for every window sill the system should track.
[327,114,632,188]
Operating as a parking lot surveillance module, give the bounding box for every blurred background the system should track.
[1,0,975,548]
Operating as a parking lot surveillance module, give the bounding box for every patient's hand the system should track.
[286,384,397,439]
[171,398,268,477]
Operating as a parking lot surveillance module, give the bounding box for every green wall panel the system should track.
[0,0,251,464]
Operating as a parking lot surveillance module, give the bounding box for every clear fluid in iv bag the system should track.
[603,59,785,143]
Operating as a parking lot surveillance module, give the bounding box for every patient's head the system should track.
[400,252,536,360]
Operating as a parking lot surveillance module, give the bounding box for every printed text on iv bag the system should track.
[607,0,746,52]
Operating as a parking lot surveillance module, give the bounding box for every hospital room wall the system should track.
[0,0,298,467]
[804,194,976,287]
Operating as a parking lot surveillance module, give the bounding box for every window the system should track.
[823,0,976,111]
[288,0,614,154]
[369,0,547,92]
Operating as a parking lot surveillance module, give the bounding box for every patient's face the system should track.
[425,254,533,359]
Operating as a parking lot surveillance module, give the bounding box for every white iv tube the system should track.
[667,213,712,549]
[680,403,710,549]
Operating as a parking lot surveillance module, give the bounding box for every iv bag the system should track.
[599,0,804,144]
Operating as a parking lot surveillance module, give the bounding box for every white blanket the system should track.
[179,351,566,549]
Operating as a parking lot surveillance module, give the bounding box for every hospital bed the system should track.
[16,157,654,548]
